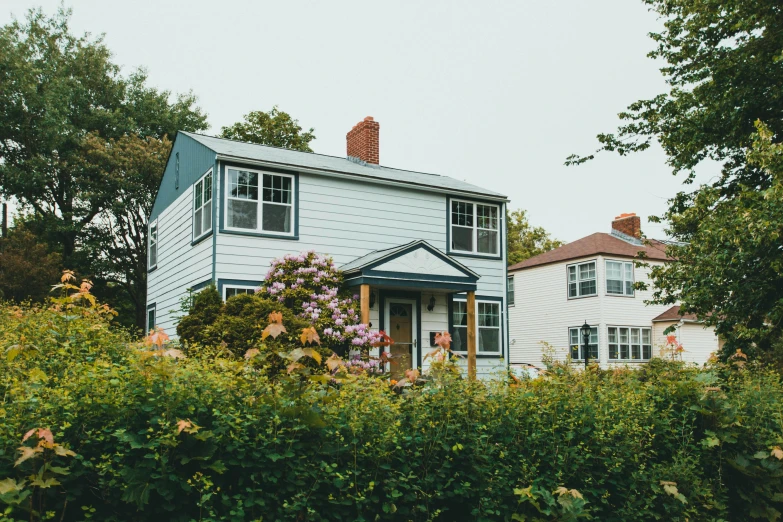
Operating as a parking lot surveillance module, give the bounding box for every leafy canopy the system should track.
[220,106,316,152]
[567,0,783,356]
[506,209,564,266]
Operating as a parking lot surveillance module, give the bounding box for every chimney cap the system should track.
[614,212,637,220]
[364,116,374,121]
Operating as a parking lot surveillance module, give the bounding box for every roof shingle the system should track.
[508,232,670,271]
[652,305,700,322]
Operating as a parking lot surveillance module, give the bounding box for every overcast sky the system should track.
[2,0,718,242]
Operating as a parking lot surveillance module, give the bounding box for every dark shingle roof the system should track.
[652,305,700,323]
[508,232,670,271]
[181,132,507,200]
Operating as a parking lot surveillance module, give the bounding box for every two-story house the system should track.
[147,117,509,378]
[507,213,719,367]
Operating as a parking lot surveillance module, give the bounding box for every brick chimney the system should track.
[612,213,642,238]
[346,116,380,164]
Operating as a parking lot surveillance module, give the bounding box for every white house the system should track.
[507,213,719,368]
[147,117,509,378]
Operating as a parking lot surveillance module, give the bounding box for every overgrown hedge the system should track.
[2,298,783,521]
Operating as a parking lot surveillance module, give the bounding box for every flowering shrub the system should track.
[260,251,391,354]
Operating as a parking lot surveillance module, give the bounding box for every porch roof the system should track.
[341,240,479,292]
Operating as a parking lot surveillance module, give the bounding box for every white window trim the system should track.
[605,259,635,297]
[148,219,158,270]
[451,297,502,354]
[566,259,597,299]
[607,325,653,362]
[507,276,515,306]
[223,166,296,237]
[193,169,213,242]
[223,285,259,301]
[568,326,599,361]
[449,198,500,257]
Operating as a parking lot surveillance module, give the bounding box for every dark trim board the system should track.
[378,290,423,370]
[344,276,477,292]
[217,161,300,240]
[188,279,214,292]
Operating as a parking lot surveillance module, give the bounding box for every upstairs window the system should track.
[569,326,598,361]
[226,167,294,235]
[567,261,596,298]
[507,276,515,306]
[606,260,634,296]
[450,200,499,256]
[608,327,651,361]
[148,220,158,269]
[193,170,213,240]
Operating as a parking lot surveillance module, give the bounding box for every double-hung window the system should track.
[450,200,500,256]
[193,170,213,240]
[569,326,598,361]
[507,276,515,306]
[224,286,257,300]
[606,260,634,296]
[451,298,502,354]
[148,220,158,269]
[608,327,652,361]
[567,261,596,298]
[225,167,294,235]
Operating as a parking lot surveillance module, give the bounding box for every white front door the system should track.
[384,298,418,379]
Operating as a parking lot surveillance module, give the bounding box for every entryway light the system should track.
[427,295,436,312]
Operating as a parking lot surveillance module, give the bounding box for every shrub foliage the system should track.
[2,281,783,521]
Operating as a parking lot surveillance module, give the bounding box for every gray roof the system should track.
[181,132,507,200]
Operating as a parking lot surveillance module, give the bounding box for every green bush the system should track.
[2,294,783,521]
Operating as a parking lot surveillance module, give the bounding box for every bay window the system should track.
[450,199,499,256]
[193,170,212,240]
[608,327,652,361]
[567,261,596,298]
[606,260,634,296]
[225,167,294,235]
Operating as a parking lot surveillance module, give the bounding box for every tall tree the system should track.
[506,209,564,266]
[0,7,207,267]
[0,226,61,302]
[567,0,783,357]
[220,106,316,151]
[79,133,172,331]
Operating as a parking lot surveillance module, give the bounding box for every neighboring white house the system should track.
[147,117,509,378]
[507,213,719,368]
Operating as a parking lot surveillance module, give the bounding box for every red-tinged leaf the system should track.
[300,327,320,345]
[22,429,36,442]
[771,447,783,460]
[176,419,192,435]
[424,348,441,361]
[262,322,287,340]
[244,348,260,359]
[371,331,393,347]
[37,428,54,445]
[405,368,420,383]
[435,331,452,349]
[268,311,283,324]
[145,327,170,348]
[61,270,75,283]
[287,361,303,374]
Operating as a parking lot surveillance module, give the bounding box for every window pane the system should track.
[452,226,473,252]
[453,301,467,326]
[580,280,596,296]
[478,302,499,327]
[452,326,468,352]
[147,309,155,331]
[570,329,579,346]
[608,328,617,343]
[568,266,577,282]
[609,343,619,359]
[228,199,257,229]
[643,344,652,359]
[607,280,623,294]
[451,201,473,227]
[203,204,212,232]
[606,261,621,279]
[195,181,203,208]
[507,277,515,305]
[478,328,499,352]
[580,262,596,280]
[625,281,634,295]
[624,263,633,280]
[477,229,498,254]
[568,282,577,298]
[229,169,258,200]
[194,208,203,237]
[204,174,212,202]
[477,204,498,230]
[631,329,640,344]
[262,203,291,233]
[642,329,651,344]
[149,244,157,266]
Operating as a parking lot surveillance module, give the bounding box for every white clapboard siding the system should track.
[653,321,718,365]
[147,184,213,336]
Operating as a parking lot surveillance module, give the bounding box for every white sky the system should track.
[2,0,719,241]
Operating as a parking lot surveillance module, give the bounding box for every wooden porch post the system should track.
[467,290,476,380]
[360,284,370,325]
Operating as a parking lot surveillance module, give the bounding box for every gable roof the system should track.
[341,240,479,279]
[508,232,670,271]
[181,132,507,201]
[652,305,700,323]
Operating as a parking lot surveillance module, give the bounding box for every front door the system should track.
[385,300,417,379]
